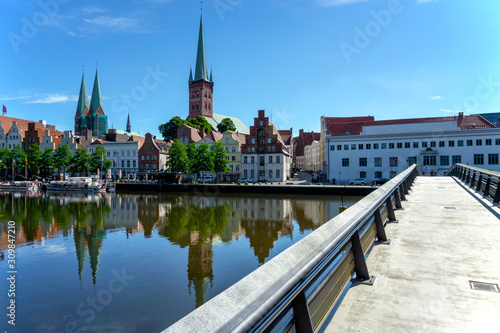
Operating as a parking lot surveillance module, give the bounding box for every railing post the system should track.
[292,290,314,333]
[374,209,390,244]
[400,183,407,200]
[484,176,491,198]
[476,174,483,192]
[465,170,470,184]
[494,181,500,204]
[470,171,476,188]
[351,231,374,283]
[386,196,397,222]
[460,167,465,181]
[395,188,403,209]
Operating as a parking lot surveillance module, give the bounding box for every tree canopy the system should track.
[159,116,213,141]
[166,140,190,174]
[90,146,112,174]
[158,116,185,142]
[54,144,72,172]
[217,118,236,133]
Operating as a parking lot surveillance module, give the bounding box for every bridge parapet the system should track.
[448,163,500,203]
[164,165,420,333]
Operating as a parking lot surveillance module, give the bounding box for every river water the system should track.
[0,191,360,333]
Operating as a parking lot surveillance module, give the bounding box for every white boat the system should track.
[46,177,107,193]
[0,181,39,191]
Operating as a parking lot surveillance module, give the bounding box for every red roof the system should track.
[324,115,494,136]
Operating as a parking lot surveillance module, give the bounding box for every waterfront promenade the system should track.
[324,176,500,333]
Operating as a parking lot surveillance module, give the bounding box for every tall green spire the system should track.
[90,69,103,114]
[209,68,213,82]
[194,15,208,81]
[76,73,89,115]
[189,67,194,82]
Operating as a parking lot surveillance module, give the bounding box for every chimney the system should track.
[200,128,206,138]
[458,112,464,119]
[258,110,265,118]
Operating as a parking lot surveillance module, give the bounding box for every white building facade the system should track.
[325,115,500,183]
[87,141,140,179]
[304,140,321,172]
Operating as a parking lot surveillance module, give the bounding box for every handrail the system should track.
[164,165,420,333]
[448,163,500,203]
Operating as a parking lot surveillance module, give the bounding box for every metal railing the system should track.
[447,163,500,203]
[164,165,420,333]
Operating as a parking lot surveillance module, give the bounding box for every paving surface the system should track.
[324,176,500,333]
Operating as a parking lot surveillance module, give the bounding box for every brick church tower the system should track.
[187,15,214,120]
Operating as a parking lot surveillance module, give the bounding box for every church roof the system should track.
[194,15,209,81]
[76,73,89,116]
[207,113,250,135]
[89,69,104,115]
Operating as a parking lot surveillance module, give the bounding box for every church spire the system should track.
[189,67,194,82]
[89,69,103,114]
[126,113,131,133]
[194,15,208,81]
[76,73,89,116]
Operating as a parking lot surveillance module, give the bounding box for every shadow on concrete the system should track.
[452,177,500,220]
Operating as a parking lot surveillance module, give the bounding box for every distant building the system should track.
[477,112,500,128]
[323,113,500,183]
[241,110,292,182]
[186,15,249,135]
[74,70,108,138]
[0,116,56,150]
[304,140,321,172]
[220,130,246,181]
[294,129,320,170]
[138,133,171,178]
[60,130,90,155]
[87,140,141,179]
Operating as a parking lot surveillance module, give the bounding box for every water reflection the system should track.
[0,191,359,329]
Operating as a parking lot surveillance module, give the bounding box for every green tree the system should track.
[211,141,230,182]
[11,145,27,178]
[90,146,112,175]
[186,116,212,134]
[27,144,42,178]
[166,140,190,174]
[216,117,236,133]
[0,147,11,179]
[195,142,214,174]
[54,144,72,175]
[40,148,56,178]
[69,148,90,175]
[158,116,185,141]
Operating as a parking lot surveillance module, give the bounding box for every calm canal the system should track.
[0,191,361,332]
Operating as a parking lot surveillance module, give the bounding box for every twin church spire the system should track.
[75,68,108,137]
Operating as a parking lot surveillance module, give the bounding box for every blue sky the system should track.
[1,0,500,138]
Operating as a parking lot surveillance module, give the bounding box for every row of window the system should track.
[112,160,137,168]
[104,150,137,157]
[228,165,240,172]
[225,147,237,153]
[341,154,499,167]
[243,155,281,164]
[141,155,157,161]
[243,169,281,179]
[330,138,500,151]
[246,146,278,153]
[251,138,273,144]
[141,163,157,170]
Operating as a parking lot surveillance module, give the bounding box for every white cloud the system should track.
[0,95,30,101]
[83,16,143,32]
[440,109,462,113]
[25,94,78,104]
[315,0,368,7]
[430,96,443,100]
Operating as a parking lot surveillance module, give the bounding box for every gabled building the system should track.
[138,133,171,178]
[0,116,56,150]
[294,129,320,170]
[220,130,246,181]
[240,110,292,182]
[176,124,222,147]
[186,15,249,135]
[74,70,108,138]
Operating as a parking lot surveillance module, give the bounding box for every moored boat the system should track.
[0,181,39,191]
[46,177,106,193]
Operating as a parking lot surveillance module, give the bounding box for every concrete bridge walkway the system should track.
[324,176,500,333]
